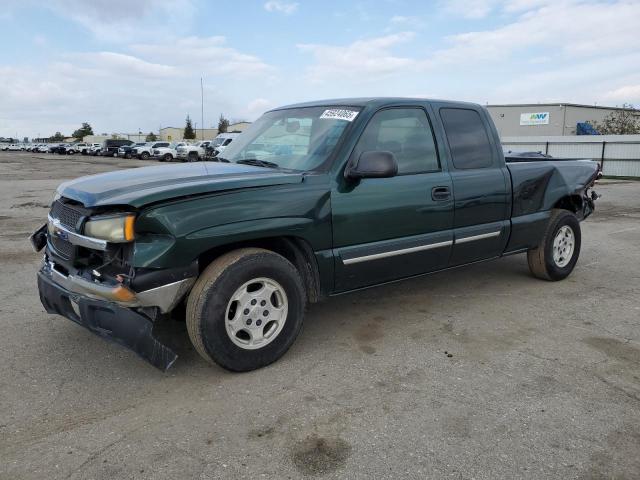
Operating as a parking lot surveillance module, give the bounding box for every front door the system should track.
[331,107,454,292]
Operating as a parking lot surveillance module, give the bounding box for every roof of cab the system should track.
[271,97,483,111]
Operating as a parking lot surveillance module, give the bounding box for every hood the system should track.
[57,162,304,208]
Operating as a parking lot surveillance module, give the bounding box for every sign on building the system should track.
[520,112,550,126]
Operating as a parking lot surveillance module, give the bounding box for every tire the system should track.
[527,209,581,281]
[163,154,172,162]
[186,248,306,372]
[188,152,199,162]
[141,152,150,160]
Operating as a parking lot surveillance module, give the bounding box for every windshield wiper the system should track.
[235,158,279,168]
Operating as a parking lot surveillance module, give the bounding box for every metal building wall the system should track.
[487,104,630,137]
[501,135,640,177]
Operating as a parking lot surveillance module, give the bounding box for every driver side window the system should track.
[353,108,439,174]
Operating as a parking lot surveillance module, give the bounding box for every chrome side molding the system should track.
[455,230,501,244]
[342,240,453,265]
[341,230,503,265]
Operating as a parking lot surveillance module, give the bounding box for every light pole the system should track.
[200,77,204,141]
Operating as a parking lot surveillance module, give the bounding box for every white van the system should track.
[211,132,240,156]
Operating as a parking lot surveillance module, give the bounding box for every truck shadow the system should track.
[160,253,536,374]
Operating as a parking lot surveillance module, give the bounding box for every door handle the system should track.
[431,186,451,201]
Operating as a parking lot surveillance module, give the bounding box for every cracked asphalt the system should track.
[1,151,639,479]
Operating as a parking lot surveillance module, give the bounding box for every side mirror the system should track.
[345,151,398,180]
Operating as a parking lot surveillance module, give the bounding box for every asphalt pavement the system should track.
[1,151,639,479]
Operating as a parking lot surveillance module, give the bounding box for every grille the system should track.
[49,199,88,260]
[51,236,74,259]
[50,200,83,230]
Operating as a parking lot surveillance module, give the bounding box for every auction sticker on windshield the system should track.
[320,109,359,122]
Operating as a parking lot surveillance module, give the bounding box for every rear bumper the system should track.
[37,269,178,370]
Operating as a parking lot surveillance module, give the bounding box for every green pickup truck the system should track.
[31,98,600,372]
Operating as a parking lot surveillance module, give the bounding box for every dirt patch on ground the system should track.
[583,337,640,365]
[291,435,352,476]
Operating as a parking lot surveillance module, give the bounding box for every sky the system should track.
[1,0,639,139]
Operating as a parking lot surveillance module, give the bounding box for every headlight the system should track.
[84,214,136,242]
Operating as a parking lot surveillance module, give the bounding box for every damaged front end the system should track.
[31,197,196,371]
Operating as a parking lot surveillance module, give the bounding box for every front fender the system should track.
[131,178,332,269]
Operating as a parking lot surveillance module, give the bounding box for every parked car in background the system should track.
[88,143,102,155]
[64,144,86,155]
[208,133,239,157]
[153,142,186,162]
[7,144,22,151]
[51,144,67,154]
[74,143,91,155]
[118,142,146,159]
[36,144,50,153]
[132,141,170,160]
[176,140,211,161]
[101,139,133,157]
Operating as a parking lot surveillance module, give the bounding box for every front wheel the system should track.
[141,152,150,160]
[163,153,173,162]
[527,209,581,281]
[186,248,306,372]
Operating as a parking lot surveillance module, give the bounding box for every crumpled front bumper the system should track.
[37,268,178,371]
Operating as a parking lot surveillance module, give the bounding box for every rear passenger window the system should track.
[440,108,493,169]
[353,108,439,174]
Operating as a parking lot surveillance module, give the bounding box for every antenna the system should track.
[201,77,204,141]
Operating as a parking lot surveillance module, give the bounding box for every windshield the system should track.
[219,106,360,171]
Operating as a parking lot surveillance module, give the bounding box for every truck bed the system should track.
[506,158,599,218]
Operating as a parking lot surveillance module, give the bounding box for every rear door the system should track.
[436,106,510,265]
[331,107,454,292]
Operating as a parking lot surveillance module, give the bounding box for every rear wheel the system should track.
[188,151,199,162]
[163,153,173,162]
[141,152,150,160]
[186,248,306,371]
[527,209,581,281]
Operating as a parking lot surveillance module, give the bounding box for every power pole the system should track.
[200,77,204,141]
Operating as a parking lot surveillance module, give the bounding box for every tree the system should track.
[50,132,65,141]
[588,104,640,135]
[146,132,157,141]
[183,115,196,139]
[218,114,230,134]
[71,122,94,140]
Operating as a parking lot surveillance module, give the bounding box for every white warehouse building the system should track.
[486,103,637,137]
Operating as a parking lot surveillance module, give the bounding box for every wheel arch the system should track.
[553,194,584,217]
[196,236,322,303]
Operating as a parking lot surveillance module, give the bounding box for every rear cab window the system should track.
[439,108,494,169]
